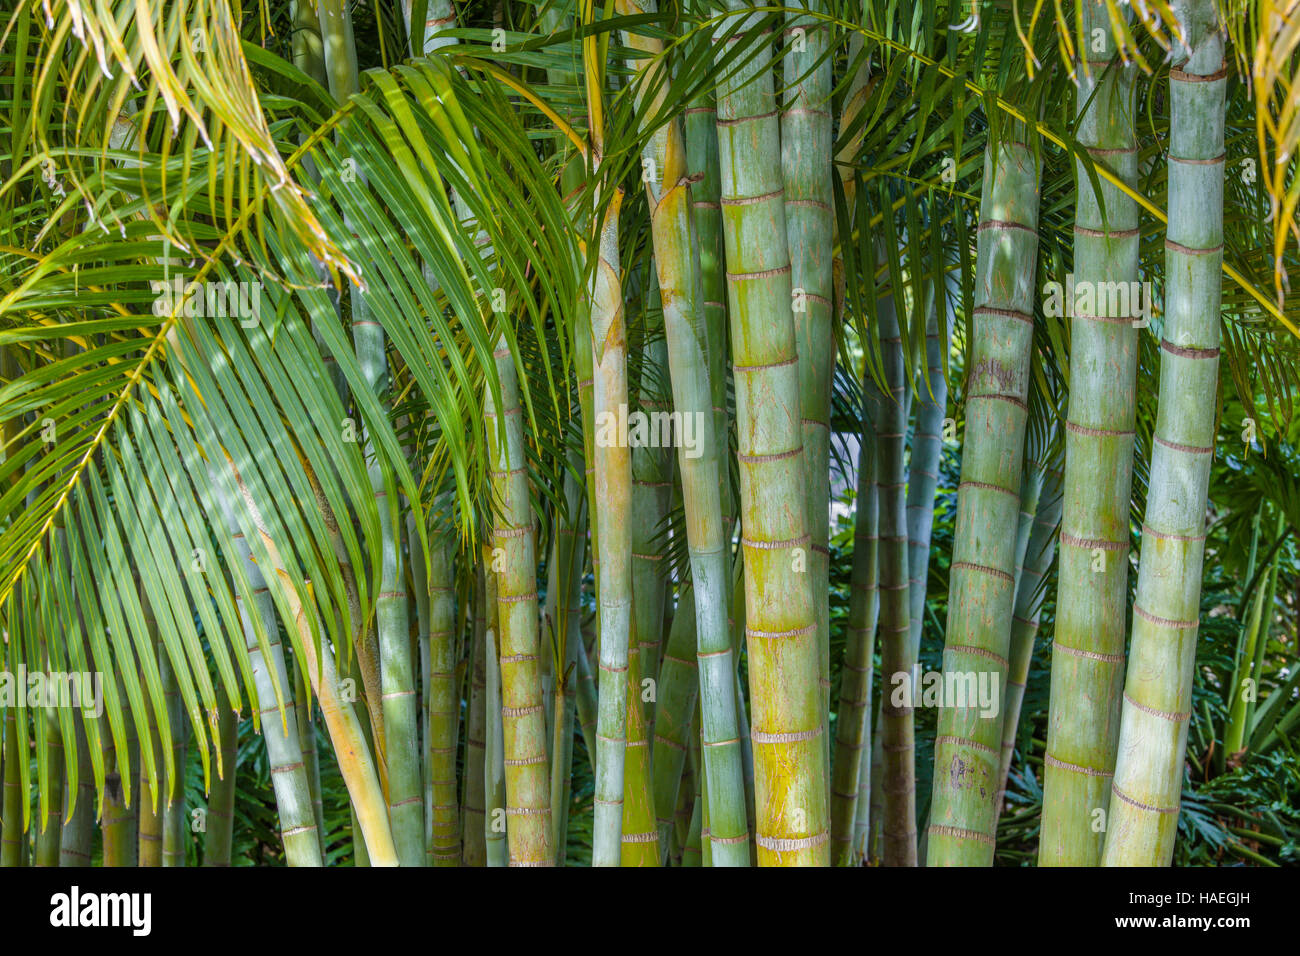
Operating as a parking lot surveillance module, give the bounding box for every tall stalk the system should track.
[651,580,698,855]
[548,467,586,862]
[100,726,137,866]
[422,532,460,866]
[1101,0,1224,866]
[137,620,162,867]
[1,706,21,866]
[927,140,1040,866]
[484,339,553,866]
[161,641,188,866]
[906,301,950,661]
[59,714,95,866]
[620,0,748,865]
[203,702,238,866]
[998,451,1063,813]
[282,581,398,866]
[316,0,422,863]
[213,475,323,867]
[622,344,667,865]
[830,389,878,864]
[714,1,827,864]
[1040,0,1140,866]
[783,0,835,771]
[462,561,489,866]
[876,298,916,865]
[483,617,509,867]
[584,41,633,866]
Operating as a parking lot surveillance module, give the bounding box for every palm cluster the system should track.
[0,0,1297,868]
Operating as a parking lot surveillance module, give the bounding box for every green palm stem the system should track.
[160,638,188,866]
[401,2,470,859]
[1040,0,1141,867]
[783,0,835,776]
[574,626,599,763]
[620,0,751,866]
[699,717,713,866]
[927,140,1040,867]
[351,808,369,866]
[578,1,634,849]
[410,524,434,863]
[587,195,633,866]
[621,630,660,865]
[680,15,732,541]
[830,388,878,864]
[1101,1,1224,865]
[297,0,384,768]
[573,0,629,868]
[212,477,323,867]
[100,722,138,866]
[997,453,1063,815]
[549,467,586,862]
[59,715,95,866]
[727,550,758,860]
[714,0,828,866]
[203,701,238,866]
[876,298,917,866]
[461,560,489,866]
[630,423,669,718]
[416,530,460,867]
[484,338,553,866]
[292,659,325,856]
[839,9,878,869]
[549,631,578,864]
[1,705,22,866]
[317,1,419,855]
[677,723,700,852]
[905,302,950,661]
[623,391,668,863]
[859,722,882,863]
[483,618,509,868]
[429,538,464,866]
[651,580,698,857]
[282,579,398,866]
[355,371,421,866]
[680,775,703,866]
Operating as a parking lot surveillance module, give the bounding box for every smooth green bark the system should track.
[1101,0,1224,866]
[1040,0,1141,866]
[714,2,827,864]
[928,141,1039,866]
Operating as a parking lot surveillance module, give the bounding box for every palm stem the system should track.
[714,1,827,864]
[928,140,1040,866]
[1101,0,1224,866]
[485,338,553,866]
[1040,0,1141,866]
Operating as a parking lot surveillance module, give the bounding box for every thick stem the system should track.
[484,340,553,866]
[928,141,1039,866]
[1040,0,1141,866]
[714,4,827,864]
[203,702,238,866]
[1101,0,1223,866]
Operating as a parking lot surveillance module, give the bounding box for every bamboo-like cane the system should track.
[713,1,828,865]
[203,702,238,866]
[1040,0,1141,866]
[1101,0,1225,866]
[928,140,1040,866]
